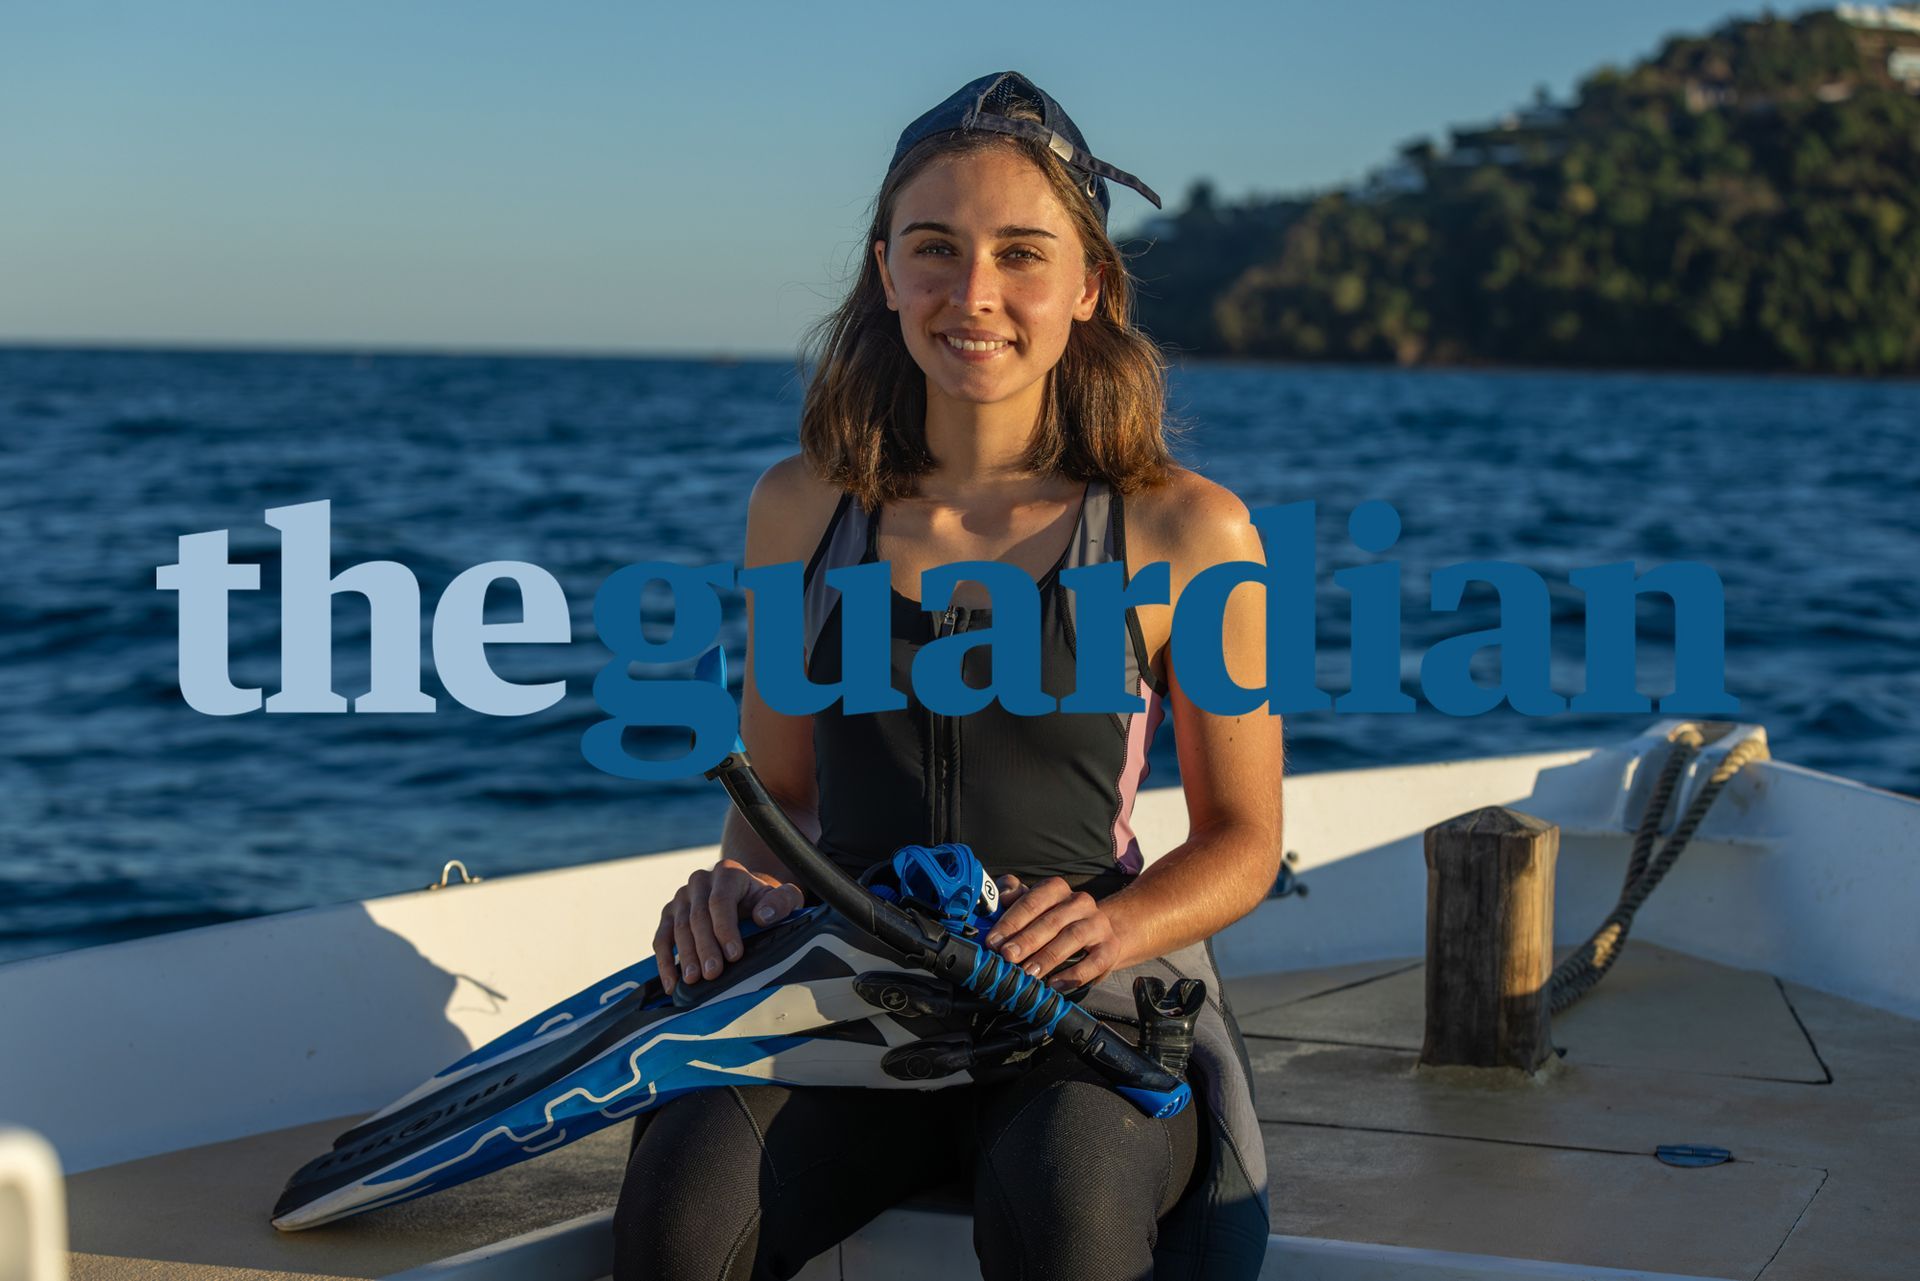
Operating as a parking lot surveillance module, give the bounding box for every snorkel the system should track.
[694,646,1194,1119]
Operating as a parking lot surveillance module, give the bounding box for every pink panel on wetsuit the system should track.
[1111,675,1166,876]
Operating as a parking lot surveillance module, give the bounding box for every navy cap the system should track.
[887,71,1162,231]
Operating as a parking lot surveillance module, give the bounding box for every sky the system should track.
[1,1,1819,357]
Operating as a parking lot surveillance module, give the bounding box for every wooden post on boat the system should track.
[1421,806,1558,1072]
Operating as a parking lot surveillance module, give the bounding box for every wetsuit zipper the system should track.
[930,603,960,843]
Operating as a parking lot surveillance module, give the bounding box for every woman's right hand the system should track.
[654,859,806,994]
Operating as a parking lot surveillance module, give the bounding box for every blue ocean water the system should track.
[2,347,1914,964]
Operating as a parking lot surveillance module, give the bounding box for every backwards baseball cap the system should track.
[887,71,1162,231]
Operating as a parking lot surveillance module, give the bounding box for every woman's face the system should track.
[874,147,1102,412]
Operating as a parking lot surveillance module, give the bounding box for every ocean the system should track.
[2,346,1914,964]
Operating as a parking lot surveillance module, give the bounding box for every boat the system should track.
[2,718,1915,1279]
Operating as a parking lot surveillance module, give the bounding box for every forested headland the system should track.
[1130,9,1920,374]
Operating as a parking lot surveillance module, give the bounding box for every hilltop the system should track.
[1131,7,1920,374]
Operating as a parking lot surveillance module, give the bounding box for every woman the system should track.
[614,71,1282,1281]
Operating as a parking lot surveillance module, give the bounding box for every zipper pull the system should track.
[941,605,958,636]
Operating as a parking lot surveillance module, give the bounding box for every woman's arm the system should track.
[653,456,832,993]
[983,479,1285,988]
[717,457,826,876]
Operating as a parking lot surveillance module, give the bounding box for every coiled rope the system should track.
[1547,723,1770,1016]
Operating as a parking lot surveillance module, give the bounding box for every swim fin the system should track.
[271,906,969,1230]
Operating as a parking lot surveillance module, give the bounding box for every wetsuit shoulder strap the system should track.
[801,491,868,678]
[1065,480,1166,700]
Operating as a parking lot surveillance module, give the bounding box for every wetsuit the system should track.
[614,479,1269,1280]
[800,478,1167,899]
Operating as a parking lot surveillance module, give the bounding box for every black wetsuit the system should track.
[615,1035,1198,1281]
[801,478,1169,900]
[614,479,1267,1281]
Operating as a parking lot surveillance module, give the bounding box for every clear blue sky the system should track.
[1,1,1814,357]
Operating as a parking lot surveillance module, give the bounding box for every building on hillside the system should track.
[1684,80,1740,112]
[1836,3,1920,89]
[1835,3,1920,35]
[1357,159,1428,201]
[1440,93,1570,169]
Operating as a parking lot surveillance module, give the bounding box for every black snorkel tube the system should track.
[694,647,1192,1119]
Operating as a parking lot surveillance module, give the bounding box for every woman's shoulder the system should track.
[745,453,851,569]
[1122,465,1264,580]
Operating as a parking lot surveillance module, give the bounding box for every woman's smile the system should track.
[940,331,1016,362]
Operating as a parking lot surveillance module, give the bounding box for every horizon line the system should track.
[0,337,806,364]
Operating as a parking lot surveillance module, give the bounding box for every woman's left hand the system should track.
[984,875,1125,990]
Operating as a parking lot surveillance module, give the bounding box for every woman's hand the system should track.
[983,875,1125,990]
[654,858,806,994]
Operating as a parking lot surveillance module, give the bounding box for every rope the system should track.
[1547,723,1769,1016]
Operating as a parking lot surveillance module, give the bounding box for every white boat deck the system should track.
[1235,942,1917,1280]
[17,734,1916,1279]
[59,941,1920,1281]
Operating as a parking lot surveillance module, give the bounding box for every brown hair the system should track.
[796,97,1181,511]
